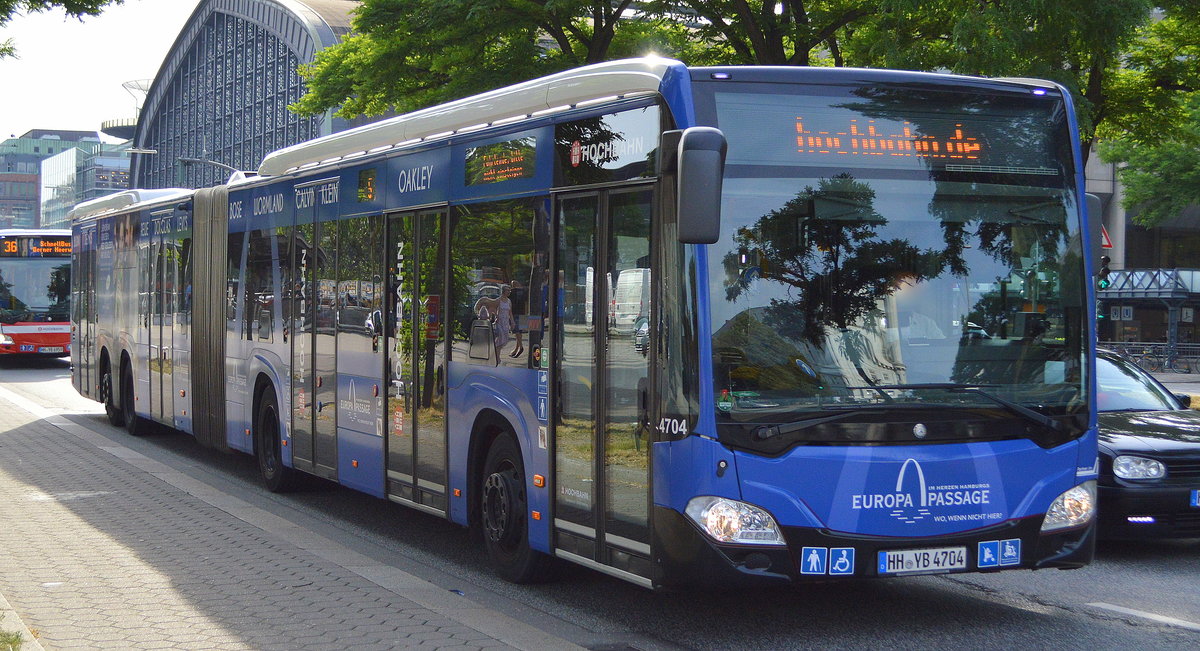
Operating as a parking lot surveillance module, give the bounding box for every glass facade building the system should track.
[131,0,354,189]
[40,143,131,228]
[1,130,101,228]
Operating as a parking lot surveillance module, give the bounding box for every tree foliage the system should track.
[1098,7,1200,226]
[1102,97,1200,227]
[0,0,122,58]
[292,0,693,118]
[293,0,1200,223]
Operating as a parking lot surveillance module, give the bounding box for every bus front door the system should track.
[553,186,654,583]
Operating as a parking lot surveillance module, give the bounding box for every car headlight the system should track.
[0,332,11,344]
[685,496,786,545]
[1112,455,1166,480]
[1041,481,1096,532]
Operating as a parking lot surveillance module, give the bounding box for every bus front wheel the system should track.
[480,434,554,583]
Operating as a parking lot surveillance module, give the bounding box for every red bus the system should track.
[0,228,71,357]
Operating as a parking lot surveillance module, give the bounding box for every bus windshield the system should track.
[0,258,71,323]
[693,80,1087,450]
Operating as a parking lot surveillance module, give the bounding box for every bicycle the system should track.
[1162,350,1194,374]
[1137,351,1165,372]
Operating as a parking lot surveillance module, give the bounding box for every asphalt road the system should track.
[2,356,1199,651]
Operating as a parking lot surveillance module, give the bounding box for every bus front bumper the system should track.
[651,505,1094,589]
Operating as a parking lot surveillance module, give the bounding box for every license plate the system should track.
[878,546,967,575]
[1191,490,1199,508]
[39,346,64,354]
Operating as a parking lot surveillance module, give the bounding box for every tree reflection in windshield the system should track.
[719,173,953,389]
[712,171,1083,405]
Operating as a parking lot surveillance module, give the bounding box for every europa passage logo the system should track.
[850,459,996,524]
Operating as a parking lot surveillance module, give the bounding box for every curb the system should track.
[0,591,44,651]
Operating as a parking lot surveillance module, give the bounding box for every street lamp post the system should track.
[176,157,245,187]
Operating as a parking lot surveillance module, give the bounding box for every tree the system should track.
[0,1,122,58]
[1101,98,1200,226]
[291,0,693,119]
[1098,9,1200,226]
[837,0,1161,162]
[295,0,1193,187]
[647,0,883,66]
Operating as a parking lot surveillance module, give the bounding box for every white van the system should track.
[611,268,650,333]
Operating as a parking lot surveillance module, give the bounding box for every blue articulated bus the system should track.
[71,58,1098,588]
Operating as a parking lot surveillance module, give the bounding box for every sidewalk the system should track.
[1150,371,1200,407]
[0,385,582,650]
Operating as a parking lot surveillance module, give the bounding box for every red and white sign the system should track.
[1100,225,1113,249]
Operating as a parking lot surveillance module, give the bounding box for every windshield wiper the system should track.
[752,410,864,441]
[844,383,1065,433]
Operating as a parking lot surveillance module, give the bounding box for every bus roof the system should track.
[0,228,71,237]
[256,57,684,177]
[68,188,193,223]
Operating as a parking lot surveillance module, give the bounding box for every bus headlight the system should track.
[0,332,11,344]
[1112,455,1166,480]
[1040,481,1096,532]
[685,496,786,545]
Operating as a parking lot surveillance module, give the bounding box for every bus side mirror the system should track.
[675,127,727,244]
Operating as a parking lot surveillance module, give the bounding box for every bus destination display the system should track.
[796,119,982,160]
[0,236,72,257]
[715,90,1061,175]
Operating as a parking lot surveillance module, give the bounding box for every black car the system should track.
[1096,349,1200,539]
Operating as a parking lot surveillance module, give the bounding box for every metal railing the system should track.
[1099,341,1200,373]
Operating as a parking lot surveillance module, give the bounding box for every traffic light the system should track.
[1097,255,1111,290]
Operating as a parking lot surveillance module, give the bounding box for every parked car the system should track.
[1095,349,1200,539]
[633,318,649,356]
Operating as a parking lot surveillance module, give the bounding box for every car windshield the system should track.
[1096,354,1180,412]
[692,78,1087,449]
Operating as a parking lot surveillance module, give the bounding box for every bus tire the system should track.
[121,363,143,436]
[255,389,297,492]
[480,434,554,583]
[101,361,124,426]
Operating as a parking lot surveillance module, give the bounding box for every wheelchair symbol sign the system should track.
[829,547,855,575]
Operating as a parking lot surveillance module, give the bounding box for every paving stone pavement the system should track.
[0,386,582,650]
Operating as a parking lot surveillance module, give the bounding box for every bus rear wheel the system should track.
[480,434,553,583]
[101,362,124,426]
[121,364,143,436]
[256,390,297,492]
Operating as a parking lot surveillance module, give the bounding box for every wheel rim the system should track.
[260,404,279,477]
[482,465,519,549]
[101,369,112,405]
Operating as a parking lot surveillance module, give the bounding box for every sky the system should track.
[0,0,199,141]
